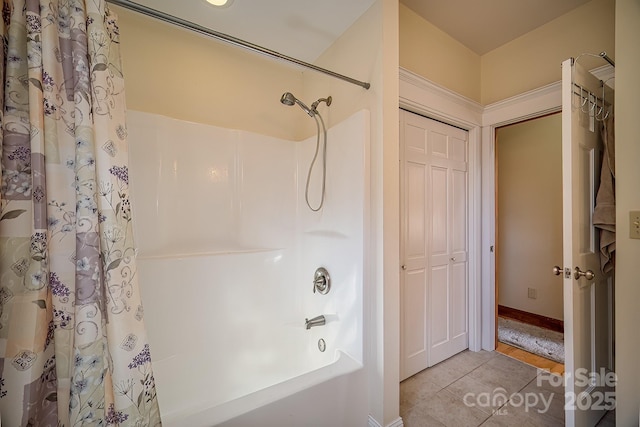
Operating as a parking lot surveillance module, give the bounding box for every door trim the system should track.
[399,64,614,352]
[399,110,471,378]
[479,65,614,351]
[400,68,482,351]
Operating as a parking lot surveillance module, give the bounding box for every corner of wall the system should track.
[399,4,481,103]
[614,0,640,424]
[113,4,304,141]
[480,0,615,104]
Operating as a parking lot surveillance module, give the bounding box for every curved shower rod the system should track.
[106,0,371,90]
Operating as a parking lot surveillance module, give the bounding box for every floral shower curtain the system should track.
[0,0,161,425]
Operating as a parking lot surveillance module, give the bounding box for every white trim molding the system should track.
[399,65,616,352]
[398,61,614,361]
[481,64,613,128]
[400,68,483,128]
[368,414,404,427]
[478,64,613,350]
[399,67,483,353]
[590,64,616,87]
[482,81,561,127]
[479,82,564,350]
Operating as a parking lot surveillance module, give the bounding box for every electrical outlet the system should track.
[630,211,640,240]
[527,287,537,299]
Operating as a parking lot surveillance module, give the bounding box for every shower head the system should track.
[280,92,296,106]
[280,92,314,117]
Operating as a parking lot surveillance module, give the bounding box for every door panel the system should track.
[452,169,467,255]
[400,117,429,379]
[430,266,450,346]
[430,131,448,158]
[450,136,467,163]
[431,166,449,255]
[400,110,469,380]
[561,59,614,427]
[452,262,468,337]
[402,268,428,377]
[406,163,426,262]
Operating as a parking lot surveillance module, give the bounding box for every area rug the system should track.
[498,317,565,363]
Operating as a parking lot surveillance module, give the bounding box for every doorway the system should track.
[494,113,565,367]
[399,109,470,381]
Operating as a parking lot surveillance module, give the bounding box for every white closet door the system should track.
[400,110,469,380]
[400,110,430,380]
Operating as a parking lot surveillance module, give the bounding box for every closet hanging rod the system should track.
[599,51,615,68]
[106,0,371,89]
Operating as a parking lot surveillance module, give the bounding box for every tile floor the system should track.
[400,350,616,426]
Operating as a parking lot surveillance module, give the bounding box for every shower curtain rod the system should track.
[106,0,371,90]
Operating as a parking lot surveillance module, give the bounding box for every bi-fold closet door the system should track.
[400,109,469,381]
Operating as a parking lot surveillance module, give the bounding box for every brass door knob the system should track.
[574,267,595,281]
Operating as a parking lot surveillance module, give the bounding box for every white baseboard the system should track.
[367,415,404,427]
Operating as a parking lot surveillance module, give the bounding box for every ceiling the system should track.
[131,0,377,63]
[398,0,592,55]
[128,0,592,62]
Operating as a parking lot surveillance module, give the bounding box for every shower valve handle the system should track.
[313,267,331,294]
[313,277,326,293]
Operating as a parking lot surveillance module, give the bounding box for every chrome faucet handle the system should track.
[313,267,330,294]
[313,276,326,293]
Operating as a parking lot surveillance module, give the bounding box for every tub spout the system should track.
[305,315,326,330]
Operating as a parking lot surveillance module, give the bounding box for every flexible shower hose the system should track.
[305,112,327,212]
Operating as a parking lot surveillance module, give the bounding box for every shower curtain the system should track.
[0,0,161,425]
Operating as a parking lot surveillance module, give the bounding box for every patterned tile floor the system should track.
[400,350,616,426]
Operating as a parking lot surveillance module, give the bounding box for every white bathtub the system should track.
[128,110,369,425]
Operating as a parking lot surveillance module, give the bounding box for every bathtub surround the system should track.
[127,109,369,425]
[0,1,160,425]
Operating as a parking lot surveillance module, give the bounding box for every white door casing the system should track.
[476,64,613,351]
[561,59,615,427]
[400,110,469,380]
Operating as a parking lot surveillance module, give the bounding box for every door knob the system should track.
[552,266,563,276]
[574,267,595,281]
[401,265,407,270]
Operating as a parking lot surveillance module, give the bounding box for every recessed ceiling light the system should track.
[205,0,234,7]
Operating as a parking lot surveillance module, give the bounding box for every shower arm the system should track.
[106,0,371,90]
[311,96,332,112]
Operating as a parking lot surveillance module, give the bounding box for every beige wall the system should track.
[399,4,481,103]
[313,2,400,424]
[114,5,304,141]
[399,0,614,105]
[496,114,563,320]
[614,0,640,425]
[481,0,615,104]
[304,1,382,136]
